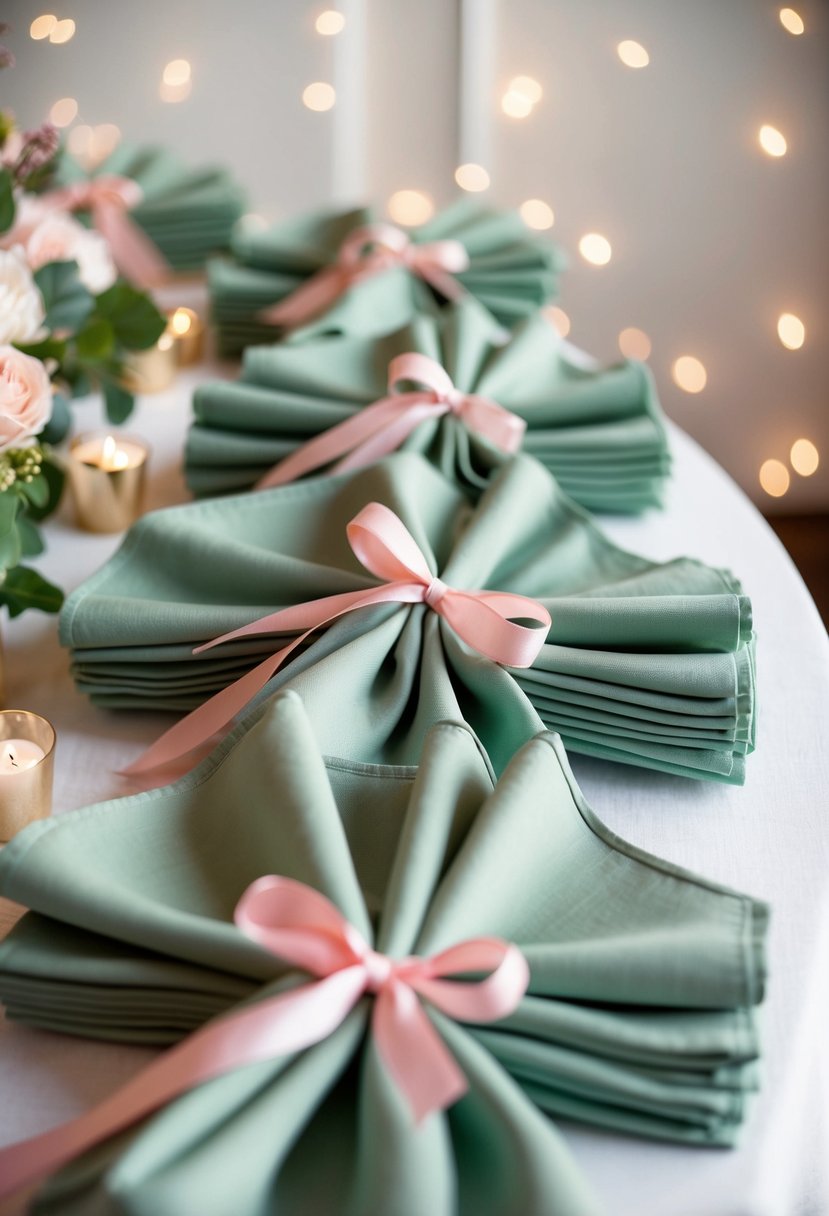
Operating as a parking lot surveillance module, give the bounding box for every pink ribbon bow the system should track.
[258,222,470,329]
[256,351,527,490]
[122,501,551,776]
[44,175,170,290]
[0,875,530,1199]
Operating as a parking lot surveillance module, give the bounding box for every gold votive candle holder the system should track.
[0,710,56,841]
[166,307,205,366]
[66,430,149,533]
[121,330,178,394]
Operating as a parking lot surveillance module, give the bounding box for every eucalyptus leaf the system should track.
[0,492,18,537]
[0,168,14,235]
[17,473,50,510]
[0,523,22,573]
[39,392,72,446]
[23,458,66,523]
[0,565,64,618]
[34,261,94,332]
[102,378,135,425]
[95,283,166,350]
[75,317,115,361]
[15,515,45,558]
[13,336,67,364]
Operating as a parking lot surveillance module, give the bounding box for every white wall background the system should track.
[4,0,828,511]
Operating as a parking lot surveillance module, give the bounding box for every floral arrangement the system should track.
[0,29,166,618]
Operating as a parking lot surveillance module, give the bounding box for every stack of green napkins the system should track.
[0,692,767,1214]
[54,144,247,271]
[208,200,566,355]
[59,452,755,783]
[187,298,669,513]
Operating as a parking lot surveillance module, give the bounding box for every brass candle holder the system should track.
[120,330,178,394]
[0,709,56,842]
[166,307,205,366]
[66,431,149,533]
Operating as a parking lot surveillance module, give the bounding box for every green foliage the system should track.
[34,260,94,331]
[0,565,63,617]
[95,282,166,350]
[0,167,14,234]
[102,377,135,425]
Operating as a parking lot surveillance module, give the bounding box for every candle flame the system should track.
[170,308,193,336]
[102,436,130,471]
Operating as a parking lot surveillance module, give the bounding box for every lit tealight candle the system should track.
[66,431,149,533]
[166,307,205,367]
[0,710,56,842]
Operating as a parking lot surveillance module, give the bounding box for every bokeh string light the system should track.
[302,82,336,112]
[618,327,652,360]
[616,40,650,68]
[578,233,612,266]
[315,10,345,36]
[759,459,790,498]
[759,124,787,157]
[387,190,434,226]
[777,313,806,350]
[455,163,490,192]
[519,199,554,230]
[672,356,707,394]
[779,8,805,35]
[790,439,819,477]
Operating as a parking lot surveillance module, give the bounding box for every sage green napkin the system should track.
[187,297,669,513]
[60,452,755,783]
[208,200,566,355]
[0,692,767,1215]
[55,144,247,271]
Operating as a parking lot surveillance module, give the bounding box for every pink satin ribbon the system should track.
[0,875,529,1199]
[44,176,170,290]
[256,352,526,490]
[258,222,470,329]
[121,501,551,776]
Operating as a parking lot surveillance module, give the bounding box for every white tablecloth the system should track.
[1,356,827,1216]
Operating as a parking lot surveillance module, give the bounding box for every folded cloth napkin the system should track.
[186,297,669,513]
[53,143,247,272]
[0,692,767,1215]
[208,200,566,355]
[59,452,755,783]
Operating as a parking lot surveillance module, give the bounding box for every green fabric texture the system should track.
[186,298,670,513]
[0,692,768,1215]
[207,201,566,355]
[59,452,755,783]
[54,144,247,271]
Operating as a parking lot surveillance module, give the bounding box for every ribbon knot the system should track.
[42,174,170,290]
[233,876,530,1122]
[257,221,470,330]
[256,351,526,490]
[0,875,529,1198]
[122,501,550,777]
[424,576,449,609]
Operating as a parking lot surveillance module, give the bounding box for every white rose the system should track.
[24,211,117,295]
[0,246,45,344]
[0,345,54,452]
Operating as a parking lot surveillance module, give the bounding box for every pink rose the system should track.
[0,345,54,452]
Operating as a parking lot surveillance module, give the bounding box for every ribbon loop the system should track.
[255,351,527,490]
[258,223,469,330]
[122,502,550,777]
